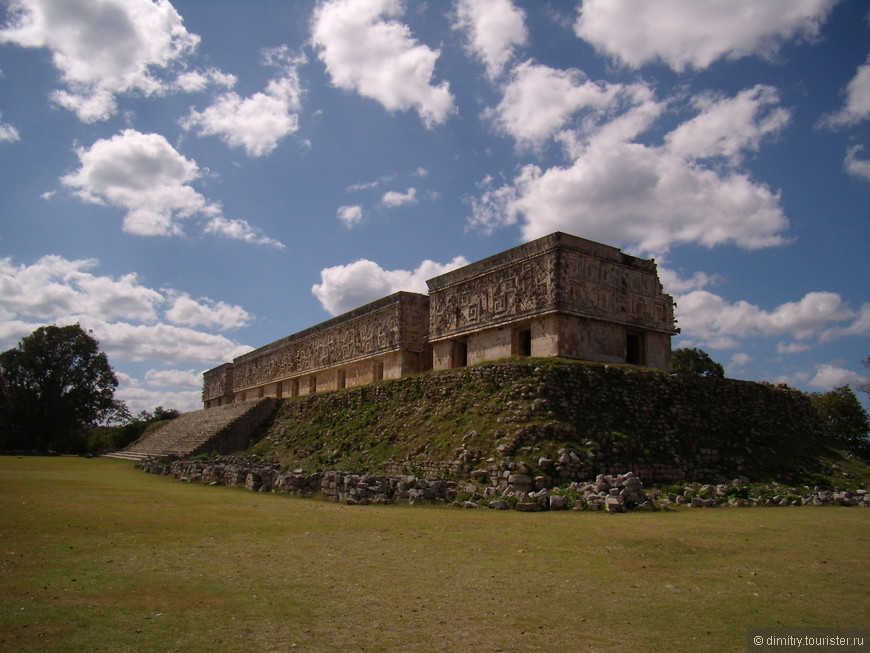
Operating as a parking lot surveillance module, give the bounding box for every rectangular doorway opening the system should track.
[514,328,532,357]
[626,332,644,366]
[451,339,468,368]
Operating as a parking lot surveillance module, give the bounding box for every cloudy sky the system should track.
[0,0,867,414]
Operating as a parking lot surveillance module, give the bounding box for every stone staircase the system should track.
[103,399,277,461]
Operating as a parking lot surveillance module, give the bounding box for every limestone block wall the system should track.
[204,232,678,408]
[427,234,559,341]
[202,292,431,407]
[426,232,676,370]
[203,363,235,408]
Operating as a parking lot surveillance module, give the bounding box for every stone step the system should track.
[122,398,276,459]
[101,451,151,461]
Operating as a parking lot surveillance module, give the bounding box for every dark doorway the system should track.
[626,333,643,365]
[516,328,532,357]
[451,339,468,368]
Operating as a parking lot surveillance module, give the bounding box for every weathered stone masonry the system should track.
[203,232,677,408]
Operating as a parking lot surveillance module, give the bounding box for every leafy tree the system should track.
[858,356,869,397]
[810,385,870,458]
[672,347,725,378]
[0,324,125,453]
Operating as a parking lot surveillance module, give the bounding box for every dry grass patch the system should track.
[1,457,868,652]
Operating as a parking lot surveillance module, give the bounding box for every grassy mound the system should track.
[249,358,868,487]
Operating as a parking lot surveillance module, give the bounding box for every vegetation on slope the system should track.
[250,358,868,487]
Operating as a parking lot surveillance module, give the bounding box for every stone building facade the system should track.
[203,232,677,408]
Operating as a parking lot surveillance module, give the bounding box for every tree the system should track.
[858,356,869,397]
[672,347,725,378]
[810,385,870,457]
[0,324,124,453]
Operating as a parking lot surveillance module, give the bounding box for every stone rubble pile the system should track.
[651,480,870,508]
[136,457,869,511]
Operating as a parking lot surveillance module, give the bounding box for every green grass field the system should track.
[1,457,867,652]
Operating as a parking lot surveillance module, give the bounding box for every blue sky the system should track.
[0,0,867,414]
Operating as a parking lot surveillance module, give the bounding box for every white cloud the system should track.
[381,187,417,207]
[145,368,202,388]
[486,61,626,149]
[0,0,229,122]
[729,353,751,368]
[337,204,364,227]
[777,341,812,355]
[665,85,790,164]
[61,129,282,247]
[0,255,162,323]
[115,384,202,415]
[454,0,527,80]
[675,289,858,350]
[807,364,869,390]
[822,55,870,127]
[657,267,721,295]
[574,0,836,72]
[174,67,236,93]
[202,216,285,249]
[0,254,253,367]
[471,145,789,254]
[181,48,305,157]
[845,145,870,182]
[86,321,250,364]
[0,112,20,142]
[312,255,468,316]
[311,0,454,127]
[164,292,252,331]
[821,302,870,342]
[470,84,791,255]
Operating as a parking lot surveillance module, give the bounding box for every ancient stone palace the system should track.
[202,232,678,408]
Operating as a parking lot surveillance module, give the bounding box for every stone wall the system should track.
[203,292,430,406]
[259,360,828,485]
[203,363,234,407]
[138,457,870,511]
[426,232,676,370]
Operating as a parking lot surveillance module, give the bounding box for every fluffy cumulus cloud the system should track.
[822,55,870,128]
[0,254,253,366]
[0,255,162,323]
[453,0,527,80]
[471,81,791,255]
[0,0,232,122]
[0,111,20,142]
[144,368,202,388]
[845,145,870,182]
[311,0,454,127]
[181,47,305,157]
[486,61,627,149]
[806,364,869,390]
[116,385,203,414]
[381,187,417,207]
[574,0,836,72]
[337,204,363,228]
[311,255,468,316]
[674,289,864,350]
[61,129,282,247]
[665,86,791,164]
[164,292,252,331]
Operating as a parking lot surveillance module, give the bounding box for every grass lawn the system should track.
[0,457,867,652]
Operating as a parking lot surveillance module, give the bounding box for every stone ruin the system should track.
[138,457,870,512]
[203,232,677,408]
